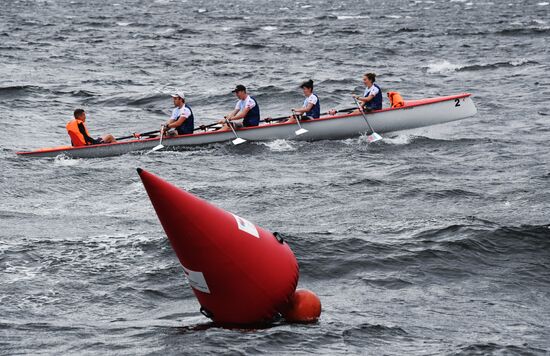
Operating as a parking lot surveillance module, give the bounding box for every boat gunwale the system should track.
[16,93,472,156]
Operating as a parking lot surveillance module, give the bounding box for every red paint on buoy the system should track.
[281,289,322,323]
[137,168,299,325]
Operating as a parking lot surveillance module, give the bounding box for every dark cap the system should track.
[232,84,246,93]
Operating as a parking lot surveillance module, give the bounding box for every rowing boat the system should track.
[17,93,477,159]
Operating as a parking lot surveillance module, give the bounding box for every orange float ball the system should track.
[281,289,322,323]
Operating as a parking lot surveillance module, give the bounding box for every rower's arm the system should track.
[77,122,97,145]
[168,115,187,129]
[226,108,239,120]
[356,94,374,104]
[231,106,251,121]
[294,102,314,114]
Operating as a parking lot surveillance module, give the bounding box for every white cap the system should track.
[171,90,185,99]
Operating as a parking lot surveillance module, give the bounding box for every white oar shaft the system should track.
[158,125,164,146]
[353,97,375,134]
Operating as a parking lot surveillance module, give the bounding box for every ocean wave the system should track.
[425,188,482,199]
[53,155,81,166]
[496,27,550,36]
[257,139,296,152]
[330,29,363,35]
[454,342,547,355]
[426,59,538,74]
[336,15,370,20]
[394,27,420,33]
[0,84,42,97]
[426,60,463,74]
[288,236,395,280]
[342,323,408,345]
[93,92,166,107]
[383,134,412,145]
[314,15,338,20]
[412,223,550,259]
[290,222,550,283]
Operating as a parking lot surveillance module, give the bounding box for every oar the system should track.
[118,122,217,141]
[194,123,220,132]
[224,117,246,145]
[352,97,382,143]
[263,107,356,123]
[116,129,160,141]
[291,109,309,136]
[147,125,165,153]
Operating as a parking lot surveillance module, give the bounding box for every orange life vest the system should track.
[66,119,92,147]
[387,91,405,108]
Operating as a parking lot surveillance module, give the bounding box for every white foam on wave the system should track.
[117,22,131,27]
[261,26,277,31]
[157,28,175,35]
[341,138,357,145]
[384,134,412,145]
[337,15,370,20]
[426,60,463,74]
[510,58,531,66]
[537,2,549,6]
[54,155,81,166]
[259,139,296,152]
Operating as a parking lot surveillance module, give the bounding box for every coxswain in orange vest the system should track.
[66,109,116,147]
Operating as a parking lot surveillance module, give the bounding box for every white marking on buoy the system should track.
[182,266,211,294]
[231,213,260,239]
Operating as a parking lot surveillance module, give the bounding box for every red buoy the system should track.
[281,289,322,323]
[137,168,299,325]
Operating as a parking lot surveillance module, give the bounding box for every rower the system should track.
[288,79,320,123]
[164,90,194,136]
[66,109,115,147]
[218,85,260,130]
[352,72,383,112]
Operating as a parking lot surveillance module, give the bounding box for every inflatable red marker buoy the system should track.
[281,289,322,323]
[137,168,299,325]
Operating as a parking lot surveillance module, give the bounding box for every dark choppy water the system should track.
[1,0,550,354]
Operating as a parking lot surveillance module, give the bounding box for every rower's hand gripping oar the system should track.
[147,125,165,154]
[291,109,309,136]
[224,117,246,145]
[352,96,382,143]
[116,129,160,141]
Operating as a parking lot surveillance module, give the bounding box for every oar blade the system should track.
[367,132,383,143]
[145,144,165,155]
[295,128,309,136]
[232,137,246,145]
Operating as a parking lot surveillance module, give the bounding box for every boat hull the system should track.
[17,94,477,158]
